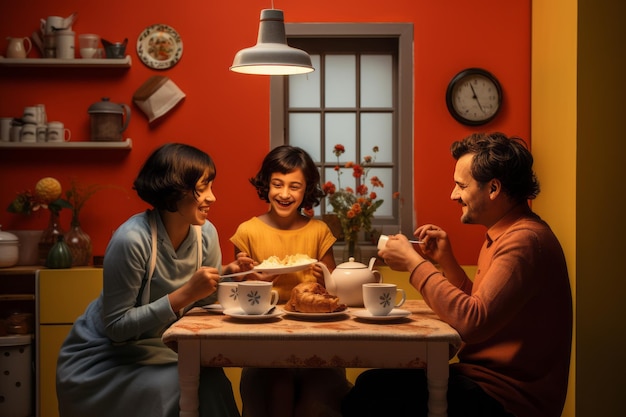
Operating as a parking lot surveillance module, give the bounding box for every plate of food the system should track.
[282,282,349,320]
[253,254,317,274]
[283,309,350,320]
[351,308,411,322]
[137,23,183,69]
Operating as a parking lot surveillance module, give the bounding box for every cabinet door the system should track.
[37,268,102,324]
[38,325,72,417]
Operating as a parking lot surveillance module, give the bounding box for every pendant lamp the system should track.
[230,9,314,75]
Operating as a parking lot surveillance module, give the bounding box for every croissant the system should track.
[284,282,347,313]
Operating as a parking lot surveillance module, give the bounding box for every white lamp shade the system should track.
[230,9,314,75]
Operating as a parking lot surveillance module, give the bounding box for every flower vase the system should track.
[38,210,65,266]
[46,235,73,269]
[342,232,361,262]
[65,217,93,266]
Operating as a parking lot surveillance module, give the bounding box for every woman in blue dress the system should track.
[56,143,252,417]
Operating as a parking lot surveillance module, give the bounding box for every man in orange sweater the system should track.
[342,132,572,417]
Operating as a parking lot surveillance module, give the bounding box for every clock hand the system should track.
[469,83,485,113]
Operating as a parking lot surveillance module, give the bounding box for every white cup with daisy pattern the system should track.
[363,283,406,316]
[238,281,279,315]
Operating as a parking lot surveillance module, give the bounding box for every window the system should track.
[270,23,414,238]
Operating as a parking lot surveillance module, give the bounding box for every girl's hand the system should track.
[223,252,256,276]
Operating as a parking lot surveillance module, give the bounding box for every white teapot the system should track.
[319,257,382,307]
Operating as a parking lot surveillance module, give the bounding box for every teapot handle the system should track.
[372,269,383,283]
[119,104,131,133]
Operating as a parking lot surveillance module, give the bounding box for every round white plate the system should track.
[283,308,350,320]
[137,24,183,69]
[254,259,317,274]
[223,307,284,320]
[202,304,224,314]
[352,308,411,321]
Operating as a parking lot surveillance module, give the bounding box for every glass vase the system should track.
[46,235,73,269]
[342,231,361,263]
[65,216,93,266]
[38,210,65,266]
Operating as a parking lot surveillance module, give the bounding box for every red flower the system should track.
[370,192,377,200]
[393,191,400,199]
[363,155,372,163]
[322,181,336,194]
[370,176,384,188]
[356,184,368,195]
[333,144,345,157]
[352,164,364,178]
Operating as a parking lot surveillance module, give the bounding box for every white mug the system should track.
[9,124,22,142]
[0,117,13,142]
[41,16,65,35]
[363,283,406,316]
[36,125,47,142]
[55,30,75,59]
[22,106,38,124]
[217,282,240,310]
[46,121,71,142]
[20,123,37,142]
[238,281,279,315]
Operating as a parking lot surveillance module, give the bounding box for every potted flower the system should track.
[322,144,384,261]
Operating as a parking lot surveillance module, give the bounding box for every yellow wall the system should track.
[531,1,577,416]
[533,1,626,416]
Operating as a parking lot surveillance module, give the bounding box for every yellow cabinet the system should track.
[36,268,102,417]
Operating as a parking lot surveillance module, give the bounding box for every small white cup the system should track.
[22,106,38,124]
[363,283,406,316]
[79,34,99,59]
[217,282,240,310]
[20,123,37,142]
[377,234,390,250]
[238,281,279,315]
[46,121,71,142]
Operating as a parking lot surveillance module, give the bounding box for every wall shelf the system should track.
[0,138,132,150]
[0,55,132,68]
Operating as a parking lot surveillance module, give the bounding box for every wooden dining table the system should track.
[162,299,462,417]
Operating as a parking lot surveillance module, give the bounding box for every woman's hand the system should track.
[168,267,220,313]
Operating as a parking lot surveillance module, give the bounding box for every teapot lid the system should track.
[88,97,124,114]
[0,225,18,243]
[336,257,368,269]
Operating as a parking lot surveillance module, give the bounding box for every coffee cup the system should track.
[377,234,390,250]
[22,106,38,124]
[0,117,13,142]
[217,282,240,310]
[46,121,71,142]
[238,281,279,315]
[9,124,22,142]
[20,123,37,142]
[41,16,65,35]
[363,283,406,316]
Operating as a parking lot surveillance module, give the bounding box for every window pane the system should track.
[289,55,320,108]
[325,113,356,163]
[361,113,393,163]
[289,113,321,161]
[366,167,393,217]
[325,55,355,107]
[361,55,393,108]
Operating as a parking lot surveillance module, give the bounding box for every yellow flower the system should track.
[35,177,62,203]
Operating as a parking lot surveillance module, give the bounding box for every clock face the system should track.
[446,69,502,125]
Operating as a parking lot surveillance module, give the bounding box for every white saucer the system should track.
[202,304,224,314]
[352,308,411,321]
[223,307,284,320]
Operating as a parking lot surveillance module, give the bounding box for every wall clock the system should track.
[446,68,502,126]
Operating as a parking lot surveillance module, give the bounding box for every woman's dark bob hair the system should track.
[133,143,216,212]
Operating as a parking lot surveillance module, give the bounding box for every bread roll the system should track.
[284,282,347,313]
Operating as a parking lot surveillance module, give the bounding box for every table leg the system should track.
[178,340,200,417]
[426,341,450,417]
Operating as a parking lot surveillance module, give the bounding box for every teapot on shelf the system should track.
[319,257,383,307]
[87,97,131,142]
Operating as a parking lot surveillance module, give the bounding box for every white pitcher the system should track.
[6,37,32,58]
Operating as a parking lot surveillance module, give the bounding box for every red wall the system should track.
[0,0,530,265]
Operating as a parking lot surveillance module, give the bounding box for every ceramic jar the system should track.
[0,226,19,268]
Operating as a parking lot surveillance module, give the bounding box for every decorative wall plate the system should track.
[137,24,183,69]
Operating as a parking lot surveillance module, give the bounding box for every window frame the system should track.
[270,23,414,237]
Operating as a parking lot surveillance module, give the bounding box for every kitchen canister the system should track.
[0,334,33,417]
[0,226,19,268]
[55,30,76,59]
